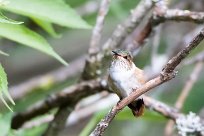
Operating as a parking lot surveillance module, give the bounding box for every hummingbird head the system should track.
[111,49,133,70]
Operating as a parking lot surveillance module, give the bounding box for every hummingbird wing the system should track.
[108,75,122,99]
[134,67,146,84]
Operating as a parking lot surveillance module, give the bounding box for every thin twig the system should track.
[89,0,111,55]
[81,0,111,80]
[90,28,204,136]
[165,61,203,136]
[125,18,153,55]
[102,0,154,53]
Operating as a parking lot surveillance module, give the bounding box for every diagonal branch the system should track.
[90,28,204,136]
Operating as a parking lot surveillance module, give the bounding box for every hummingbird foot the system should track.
[131,87,138,93]
[116,98,122,107]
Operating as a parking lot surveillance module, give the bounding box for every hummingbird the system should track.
[108,49,145,117]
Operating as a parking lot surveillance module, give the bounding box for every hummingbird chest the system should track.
[109,67,141,98]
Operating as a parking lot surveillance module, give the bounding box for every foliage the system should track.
[0,0,91,111]
[0,64,15,111]
[0,113,13,136]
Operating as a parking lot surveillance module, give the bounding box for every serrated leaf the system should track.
[0,64,15,112]
[0,11,23,24]
[1,0,91,29]
[0,23,68,65]
[0,50,9,56]
[32,18,61,38]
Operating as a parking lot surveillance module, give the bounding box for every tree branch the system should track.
[90,28,204,136]
[89,0,111,55]
[125,18,153,55]
[11,78,105,129]
[143,96,180,120]
[154,9,204,25]
[81,0,111,80]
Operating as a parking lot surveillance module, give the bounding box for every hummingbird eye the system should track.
[123,56,128,59]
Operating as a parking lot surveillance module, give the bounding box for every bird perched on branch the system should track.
[108,49,146,116]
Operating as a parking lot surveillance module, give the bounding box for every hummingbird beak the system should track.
[112,50,118,55]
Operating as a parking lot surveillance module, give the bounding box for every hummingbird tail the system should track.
[128,98,145,117]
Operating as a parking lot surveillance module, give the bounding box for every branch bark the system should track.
[153,9,204,25]
[143,96,180,120]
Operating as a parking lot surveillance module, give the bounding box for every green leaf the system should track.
[32,18,61,38]
[0,113,13,136]
[0,64,15,112]
[0,23,68,65]
[1,0,91,29]
[0,50,9,56]
[0,11,23,24]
